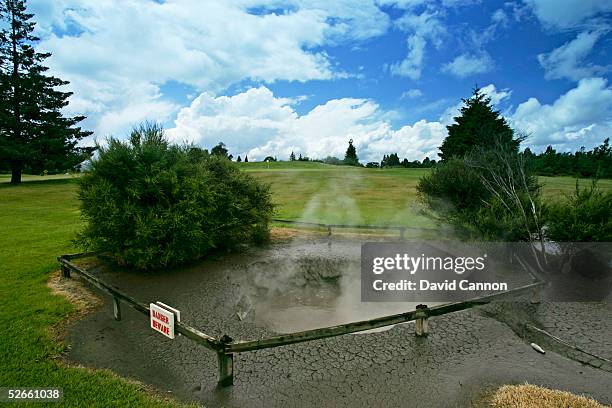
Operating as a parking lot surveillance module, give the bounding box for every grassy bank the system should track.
[0,178,188,407]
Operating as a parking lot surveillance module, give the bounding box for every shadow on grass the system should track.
[0,177,79,188]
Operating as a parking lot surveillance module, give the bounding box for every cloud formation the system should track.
[522,0,612,29]
[389,10,446,80]
[510,77,612,150]
[22,0,612,159]
[30,0,390,136]
[168,80,611,162]
[401,89,423,99]
[538,30,609,81]
[441,53,494,78]
[168,86,445,162]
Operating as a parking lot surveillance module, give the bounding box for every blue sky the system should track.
[28,0,612,162]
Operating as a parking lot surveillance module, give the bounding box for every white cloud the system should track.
[367,120,447,161]
[288,0,391,42]
[479,84,512,105]
[390,35,427,79]
[389,10,446,79]
[510,77,612,150]
[394,10,446,45]
[538,30,608,81]
[30,0,391,137]
[522,0,612,29]
[441,53,494,78]
[168,86,444,162]
[401,89,423,99]
[474,8,509,45]
[491,9,509,26]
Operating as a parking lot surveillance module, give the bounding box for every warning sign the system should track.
[149,302,180,339]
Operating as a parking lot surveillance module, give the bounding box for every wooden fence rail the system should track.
[58,252,544,388]
[227,280,544,353]
[271,218,437,239]
[58,255,221,352]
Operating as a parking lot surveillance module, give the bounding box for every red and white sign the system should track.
[149,302,180,339]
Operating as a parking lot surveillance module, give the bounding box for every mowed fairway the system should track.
[240,162,432,227]
[1,163,611,406]
[239,162,612,226]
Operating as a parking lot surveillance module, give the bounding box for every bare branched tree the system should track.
[465,139,548,272]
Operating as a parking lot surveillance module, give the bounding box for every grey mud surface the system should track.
[65,238,612,407]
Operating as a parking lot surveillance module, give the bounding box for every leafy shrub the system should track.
[416,157,487,213]
[76,124,274,270]
[417,148,544,241]
[547,181,612,242]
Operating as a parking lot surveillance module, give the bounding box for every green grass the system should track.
[240,162,612,226]
[539,175,612,199]
[0,173,78,183]
[242,163,433,227]
[1,164,610,406]
[0,178,189,407]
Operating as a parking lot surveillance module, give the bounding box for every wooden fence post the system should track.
[327,225,332,237]
[530,285,542,304]
[61,264,70,278]
[415,304,429,337]
[399,227,405,240]
[217,335,234,387]
[113,297,121,321]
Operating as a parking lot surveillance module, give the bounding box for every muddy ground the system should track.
[63,237,612,407]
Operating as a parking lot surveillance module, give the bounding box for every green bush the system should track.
[547,181,612,242]
[417,149,544,241]
[416,157,488,213]
[76,124,274,270]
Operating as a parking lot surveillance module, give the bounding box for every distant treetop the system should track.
[438,88,518,161]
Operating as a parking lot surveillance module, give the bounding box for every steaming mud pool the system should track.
[65,237,612,407]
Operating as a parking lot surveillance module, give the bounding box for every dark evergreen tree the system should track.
[527,139,612,178]
[380,154,387,168]
[344,139,359,166]
[211,142,228,157]
[244,155,248,162]
[0,0,92,183]
[237,155,242,162]
[439,88,517,162]
[381,152,400,167]
[388,153,400,167]
[289,151,296,161]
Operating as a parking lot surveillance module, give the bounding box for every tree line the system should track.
[524,140,612,178]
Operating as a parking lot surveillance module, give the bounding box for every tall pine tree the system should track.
[0,0,92,183]
[438,88,517,162]
[344,139,359,166]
